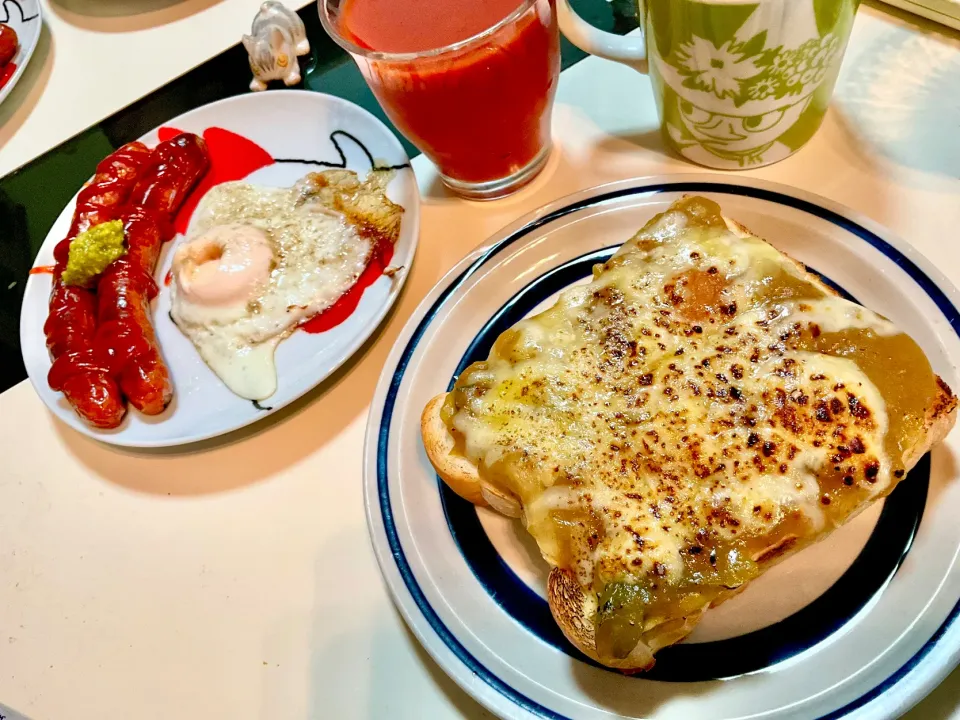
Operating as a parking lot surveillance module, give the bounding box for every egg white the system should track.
[170,181,372,401]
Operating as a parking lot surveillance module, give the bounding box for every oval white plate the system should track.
[365,176,960,720]
[0,0,41,106]
[21,90,419,447]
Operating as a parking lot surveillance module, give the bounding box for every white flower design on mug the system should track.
[676,36,761,99]
[672,30,841,108]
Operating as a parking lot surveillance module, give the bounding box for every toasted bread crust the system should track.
[421,394,522,518]
[420,213,958,671]
[425,383,956,670]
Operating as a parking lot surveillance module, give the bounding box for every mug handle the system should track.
[555,0,648,73]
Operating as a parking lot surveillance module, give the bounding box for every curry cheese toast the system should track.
[421,196,957,672]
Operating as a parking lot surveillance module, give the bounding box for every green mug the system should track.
[558,0,859,169]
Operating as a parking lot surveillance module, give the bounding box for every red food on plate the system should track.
[45,134,210,428]
[94,210,170,414]
[0,62,15,89]
[46,142,155,429]
[130,133,210,219]
[0,23,18,67]
[92,133,209,416]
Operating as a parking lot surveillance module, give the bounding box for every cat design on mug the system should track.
[243,0,311,92]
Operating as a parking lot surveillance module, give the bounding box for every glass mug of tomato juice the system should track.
[320,0,561,200]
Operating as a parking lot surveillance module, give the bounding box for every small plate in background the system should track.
[0,0,42,106]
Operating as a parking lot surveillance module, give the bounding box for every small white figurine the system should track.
[243,1,311,92]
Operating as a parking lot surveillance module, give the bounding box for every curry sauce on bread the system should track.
[421,196,957,671]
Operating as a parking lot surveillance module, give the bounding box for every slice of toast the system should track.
[421,197,957,671]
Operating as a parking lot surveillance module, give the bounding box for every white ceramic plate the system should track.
[21,90,419,447]
[0,0,41,106]
[365,176,960,720]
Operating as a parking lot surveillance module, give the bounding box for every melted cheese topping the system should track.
[443,197,942,661]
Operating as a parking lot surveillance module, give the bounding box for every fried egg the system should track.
[170,171,401,400]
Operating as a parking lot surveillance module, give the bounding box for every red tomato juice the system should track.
[338,0,560,185]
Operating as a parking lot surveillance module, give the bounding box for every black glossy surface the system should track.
[0,0,638,394]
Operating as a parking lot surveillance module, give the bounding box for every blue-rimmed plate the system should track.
[363,176,960,719]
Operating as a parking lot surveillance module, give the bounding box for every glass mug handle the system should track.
[555,0,648,73]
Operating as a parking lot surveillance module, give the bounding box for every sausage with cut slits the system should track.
[45,141,154,428]
[92,133,210,415]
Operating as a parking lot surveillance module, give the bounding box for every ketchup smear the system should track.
[300,239,395,334]
[163,269,173,287]
[29,265,55,275]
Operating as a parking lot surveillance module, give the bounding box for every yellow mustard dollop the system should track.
[61,220,126,287]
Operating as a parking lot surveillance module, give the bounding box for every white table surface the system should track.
[2,2,960,718]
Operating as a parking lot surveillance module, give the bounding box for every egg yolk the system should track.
[173,223,273,307]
